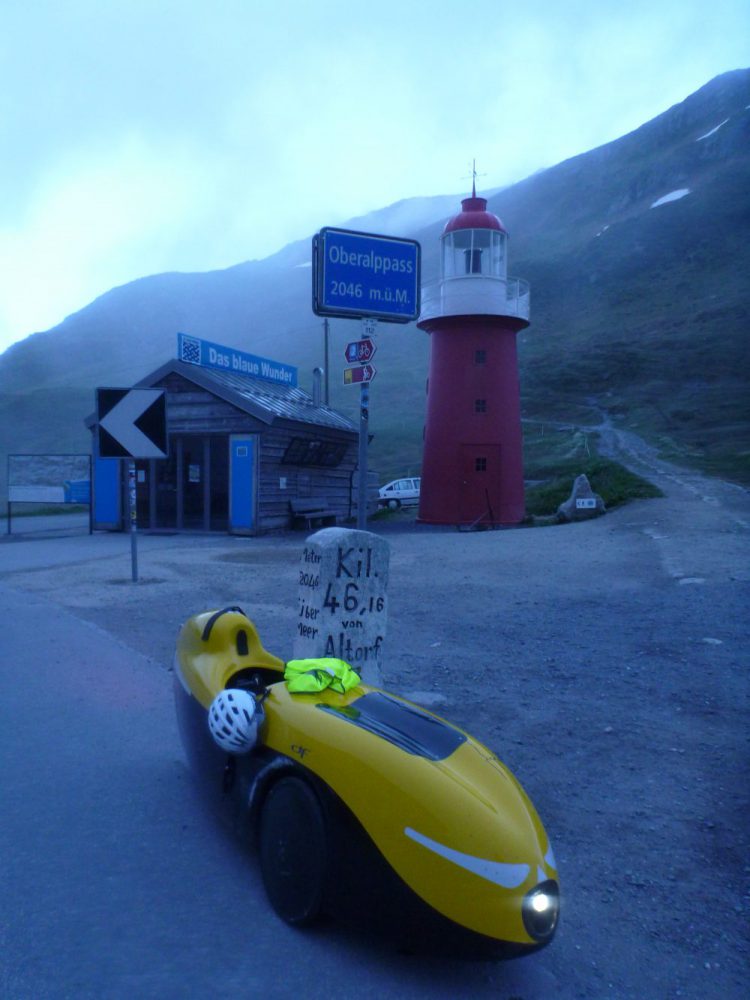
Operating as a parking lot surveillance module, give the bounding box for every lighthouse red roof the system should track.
[443,195,507,235]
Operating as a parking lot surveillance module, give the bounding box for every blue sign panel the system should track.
[313,227,421,323]
[177,333,297,387]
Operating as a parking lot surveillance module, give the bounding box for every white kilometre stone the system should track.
[293,527,389,686]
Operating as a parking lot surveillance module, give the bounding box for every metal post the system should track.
[88,453,93,534]
[176,437,183,530]
[203,436,211,532]
[356,316,377,530]
[323,318,330,405]
[357,382,369,531]
[149,458,157,530]
[127,460,139,582]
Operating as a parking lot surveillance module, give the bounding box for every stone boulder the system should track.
[556,474,606,523]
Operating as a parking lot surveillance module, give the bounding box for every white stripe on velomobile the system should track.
[404,827,530,889]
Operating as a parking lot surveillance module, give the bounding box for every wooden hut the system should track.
[87,358,360,534]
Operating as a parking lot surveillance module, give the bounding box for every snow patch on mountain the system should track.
[696,118,729,141]
[651,189,690,209]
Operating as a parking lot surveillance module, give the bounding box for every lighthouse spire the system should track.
[465,158,485,198]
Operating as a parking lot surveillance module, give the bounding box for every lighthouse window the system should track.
[491,232,506,273]
[474,349,486,365]
[464,248,483,274]
[475,457,487,472]
[475,399,487,413]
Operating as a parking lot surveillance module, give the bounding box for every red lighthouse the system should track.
[417,186,530,526]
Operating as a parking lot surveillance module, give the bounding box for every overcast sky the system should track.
[0,0,747,355]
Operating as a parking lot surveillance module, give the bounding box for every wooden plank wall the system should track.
[259,423,360,531]
[156,372,361,532]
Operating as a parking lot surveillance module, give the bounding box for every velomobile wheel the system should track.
[259,776,328,925]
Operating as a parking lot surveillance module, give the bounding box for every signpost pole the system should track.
[88,454,93,535]
[356,317,377,530]
[323,318,330,405]
[127,460,139,582]
[357,382,369,530]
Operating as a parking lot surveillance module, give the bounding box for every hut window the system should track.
[282,437,348,467]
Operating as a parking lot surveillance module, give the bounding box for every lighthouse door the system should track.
[460,445,502,525]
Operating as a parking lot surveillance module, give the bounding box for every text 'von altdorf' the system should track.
[293,527,390,687]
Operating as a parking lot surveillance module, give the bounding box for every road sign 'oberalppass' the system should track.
[313,228,420,323]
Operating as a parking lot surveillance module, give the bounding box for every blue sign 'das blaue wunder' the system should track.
[178,333,297,387]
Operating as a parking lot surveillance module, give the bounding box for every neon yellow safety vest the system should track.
[284,658,361,694]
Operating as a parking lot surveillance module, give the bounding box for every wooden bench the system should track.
[290,498,337,530]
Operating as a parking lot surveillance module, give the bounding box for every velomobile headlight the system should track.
[522,879,560,942]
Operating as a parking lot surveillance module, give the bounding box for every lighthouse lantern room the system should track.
[417,186,530,526]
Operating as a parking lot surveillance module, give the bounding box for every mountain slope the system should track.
[1,69,748,494]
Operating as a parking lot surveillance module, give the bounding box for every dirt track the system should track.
[1,431,748,999]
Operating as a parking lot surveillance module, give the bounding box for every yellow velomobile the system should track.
[174,606,560,956]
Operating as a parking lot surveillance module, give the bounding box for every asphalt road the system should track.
[1,438,748,1000]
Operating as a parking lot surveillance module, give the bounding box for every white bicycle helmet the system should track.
[208,688,262,754]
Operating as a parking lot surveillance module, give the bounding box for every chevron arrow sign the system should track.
[97,388,168,459]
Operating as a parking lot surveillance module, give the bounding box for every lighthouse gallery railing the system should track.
[418,275,530,323]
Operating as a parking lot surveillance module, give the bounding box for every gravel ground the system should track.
[1,436,748,999]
